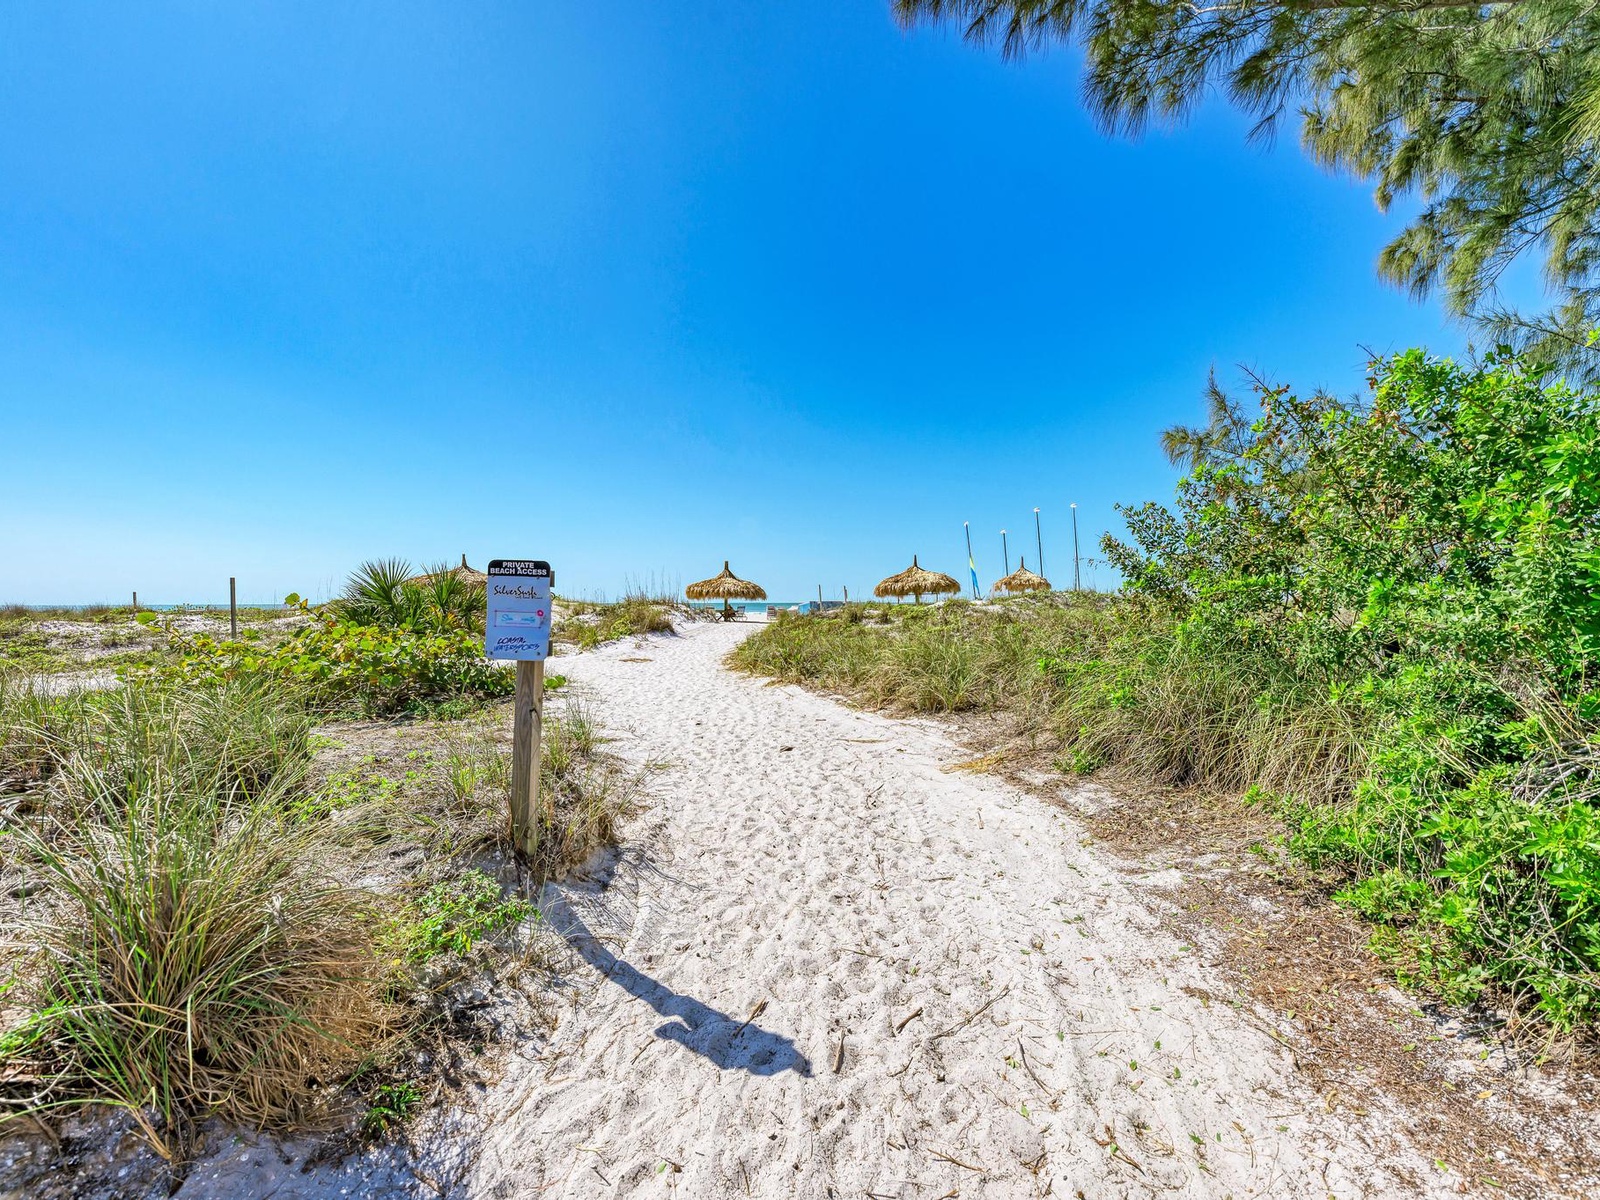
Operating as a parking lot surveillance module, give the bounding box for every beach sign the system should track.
[486,559,553,662]
[487,558,553,864]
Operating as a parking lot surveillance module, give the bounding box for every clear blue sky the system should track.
[2,1,1485,604]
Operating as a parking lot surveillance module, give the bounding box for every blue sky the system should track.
[1,1,1485,604]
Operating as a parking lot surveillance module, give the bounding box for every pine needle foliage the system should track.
[896,0,1600,378]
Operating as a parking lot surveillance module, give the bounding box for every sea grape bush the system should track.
[136,611,512,716]
[1102,348,1600,1028]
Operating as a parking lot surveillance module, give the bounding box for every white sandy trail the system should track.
[453,621,1446,1200]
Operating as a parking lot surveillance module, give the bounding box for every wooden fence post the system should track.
[229,577,238,638]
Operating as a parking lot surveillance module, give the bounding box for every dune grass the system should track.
[420,698,640,878]
[0,658,639,1165]
[0,674,395,1160]
[9,771,396,1160]
[555,590,700,650]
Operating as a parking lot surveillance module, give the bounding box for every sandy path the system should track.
[437,620,1448,1200]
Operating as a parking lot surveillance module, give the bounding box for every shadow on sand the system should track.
[544,892,811,1077]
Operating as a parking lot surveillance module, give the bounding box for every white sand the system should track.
[440,620,1450,1199]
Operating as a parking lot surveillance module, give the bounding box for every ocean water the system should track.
[687,600,862,615]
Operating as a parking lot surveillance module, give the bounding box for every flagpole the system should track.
[1000,529,1009,576]
[1033,508,1044,584]
[1070,503,1081,592]
[963,521,978,599]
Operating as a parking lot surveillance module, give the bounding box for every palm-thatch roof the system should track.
[685,561,767,602]
[874,555,961,602]
[992,557,1051,595]
[408,554,488,587]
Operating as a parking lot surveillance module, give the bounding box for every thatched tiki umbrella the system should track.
[686,561,767,620]
[874,555,961,604]
[992,556,1051,596]
[408,554,488,588]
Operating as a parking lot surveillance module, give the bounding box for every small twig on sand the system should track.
[1017,1039,1055,1096]
[733,998,768,1038]
[931,986,1011,1041]
[894,1006,924,1035]
[929,1148,986,1173]
[1094,1125,1145,1174]
[833,1034,846,1074]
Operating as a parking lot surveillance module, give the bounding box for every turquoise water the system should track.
[11,603,287,612]
[687,600,815,613]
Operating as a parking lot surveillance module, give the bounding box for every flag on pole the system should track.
[963,521,981,600]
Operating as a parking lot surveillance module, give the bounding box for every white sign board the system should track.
[485,559,553,662]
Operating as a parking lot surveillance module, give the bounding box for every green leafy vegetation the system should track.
[402,869,533,962]
[736,346,1600,1034]
[360,1080,423,1138]
[0,613,162,675]
[331,558,486,634]
[139,616,513,717]
[0,606,293,676]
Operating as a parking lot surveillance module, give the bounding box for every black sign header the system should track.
[487,559,552,579]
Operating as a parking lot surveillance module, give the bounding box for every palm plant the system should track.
[332,558,485,634]
[335,559,418,627]
[417,562,486,634]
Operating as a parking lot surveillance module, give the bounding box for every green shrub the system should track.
[736,346,1600,1031]
[329,559,486,635]
[137,619,513,717]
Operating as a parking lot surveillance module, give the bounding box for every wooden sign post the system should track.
[510,659,544,861]
[485,560,554,863]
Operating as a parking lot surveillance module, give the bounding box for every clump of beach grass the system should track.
[533,698,638,875]
[0,675,400,1166]
[3,763,398,1164]
[414,698,640,880]
[556,596,681,650]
